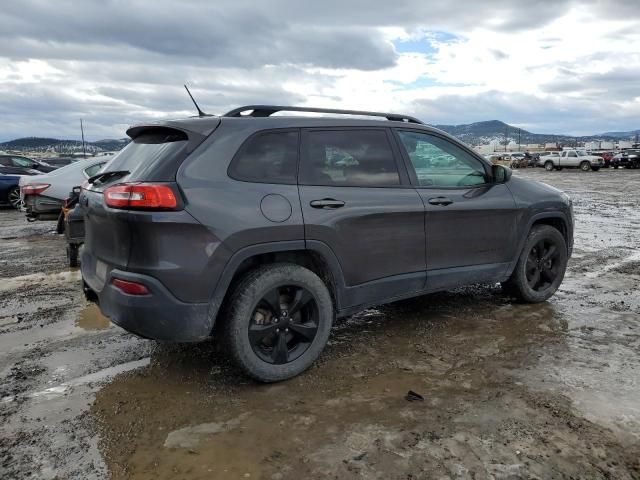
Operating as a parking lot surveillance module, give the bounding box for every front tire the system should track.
[223,263,334,382]
[502,225,568,303]
[580,161,591,172]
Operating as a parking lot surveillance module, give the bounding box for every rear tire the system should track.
[544,161,554,171]
[8,187,21,209]
[223,263,334,382]
[580,161,591,172]
[592,167,600,172]
[56,210,65,234]
[67,244,79,268]
[502,225,568,303]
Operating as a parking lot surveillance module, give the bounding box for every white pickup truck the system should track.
[541,150,603,172]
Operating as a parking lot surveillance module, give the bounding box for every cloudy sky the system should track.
[1,0,639,141]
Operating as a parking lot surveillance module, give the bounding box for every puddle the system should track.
[91,294,639,479]
[75,304,111,331]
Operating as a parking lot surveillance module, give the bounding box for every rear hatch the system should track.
[82,118,219,288]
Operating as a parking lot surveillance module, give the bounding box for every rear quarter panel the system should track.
[176,121,305,303]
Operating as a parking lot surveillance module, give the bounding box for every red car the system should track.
[591,151,614,167]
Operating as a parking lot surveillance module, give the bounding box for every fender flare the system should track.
[505,211,571,278]
[206,240,347,327]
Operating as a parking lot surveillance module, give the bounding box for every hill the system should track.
[432,120,635,146]
[600,130,640,139]
[0,137,129,154]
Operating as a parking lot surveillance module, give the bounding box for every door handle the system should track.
[428,197,453,206]
[310,198,345,209]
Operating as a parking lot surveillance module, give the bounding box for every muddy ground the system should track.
[1,168,639,479]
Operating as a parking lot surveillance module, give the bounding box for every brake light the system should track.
[21,183,50,195]
[111,278,149,295]
[103,183,178,210]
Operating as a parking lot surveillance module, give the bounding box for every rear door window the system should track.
[300,129,400,187]
[228,130,299,184]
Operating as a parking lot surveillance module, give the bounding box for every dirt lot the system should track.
[1,169,639,479]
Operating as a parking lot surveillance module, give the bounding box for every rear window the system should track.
[300,129,400,187]
[84,163,106,178]
[103,128,187,177]
[228,131,299,184]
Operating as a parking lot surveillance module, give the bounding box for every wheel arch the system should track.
[208,241,345,334]
[506,212,572,278]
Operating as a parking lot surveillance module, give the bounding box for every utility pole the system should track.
[518,128,521,152]
[80,119,87,159]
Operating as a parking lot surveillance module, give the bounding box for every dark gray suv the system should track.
[81,106,573,382]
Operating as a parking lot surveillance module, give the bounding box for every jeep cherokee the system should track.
[81,105,574,382]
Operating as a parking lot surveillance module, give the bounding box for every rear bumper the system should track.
[23,194,62,220]
[81,253,212,342]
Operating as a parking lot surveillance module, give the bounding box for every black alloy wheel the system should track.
[248,285,319,365]
[525,239,560,292]
[224,263,334,382]
[501,224,568,303]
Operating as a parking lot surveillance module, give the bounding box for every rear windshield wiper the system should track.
[88,170,130,185]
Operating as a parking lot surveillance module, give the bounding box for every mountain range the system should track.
[431,120,639,146]
[1,121,638,153]
[0,137,129,154]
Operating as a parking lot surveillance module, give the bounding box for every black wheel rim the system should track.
[9,188,21,209]
[248,285,319,365]
[526,238,561,292]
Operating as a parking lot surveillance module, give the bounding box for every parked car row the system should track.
[484,149,640,173]
[20,156,110,221]
[484,152,537,168]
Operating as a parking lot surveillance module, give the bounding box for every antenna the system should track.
[184,85,211,117]
[80,119,87,158]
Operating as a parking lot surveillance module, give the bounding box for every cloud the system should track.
[0,0,639,140]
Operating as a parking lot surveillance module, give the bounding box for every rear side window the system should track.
[229,131,299,184]
[300,129,400,187]
[103,128,187,176]
[12,157,34,168]
[84,163,106,178]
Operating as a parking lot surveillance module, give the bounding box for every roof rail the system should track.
[223,105,424,124]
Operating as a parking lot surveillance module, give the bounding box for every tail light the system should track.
[103,183,178,210]
[21,183,50,195]
[111,278,149,295]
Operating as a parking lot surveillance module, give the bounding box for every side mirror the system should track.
[492,164,512,183]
